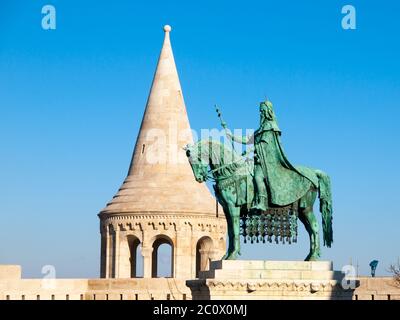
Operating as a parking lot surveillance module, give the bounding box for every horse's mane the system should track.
[191,139,253,180]
[195,139,240,163]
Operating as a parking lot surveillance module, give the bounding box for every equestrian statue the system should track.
[185,100,333,261]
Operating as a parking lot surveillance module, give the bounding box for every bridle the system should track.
[188,141,251,183]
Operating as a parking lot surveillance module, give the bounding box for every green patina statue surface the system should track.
[227,101,318,210]
[186,100,333,261]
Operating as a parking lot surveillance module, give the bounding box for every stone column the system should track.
[174,227,192,279]
[118,233,131,278]
[191,232,198,279]
[105,226,111,278]
[142,246,153,278]
[114,227,120,278]
[100,230,107,278]
[198,248,210,272]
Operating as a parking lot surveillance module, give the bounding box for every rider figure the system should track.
[226,99,313,210]
[226,100,279,210]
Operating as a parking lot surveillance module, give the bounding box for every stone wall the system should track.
[0,267,190,300]
[0,265,21,279]
[353,277,400,300]
[1,265,399,300]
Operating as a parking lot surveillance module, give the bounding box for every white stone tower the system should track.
[99,25,226,279]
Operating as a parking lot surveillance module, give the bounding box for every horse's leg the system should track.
[222,207,233,259]
[298,211,313,261]
[219,187,240,260]
[226,205,241,260]
[303,209,321,261]
[299,190,320,261]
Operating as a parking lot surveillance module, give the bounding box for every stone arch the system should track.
[196,236,214,277]
[117,233,143,278]
[151,235,174,278]
[127,235,143,278]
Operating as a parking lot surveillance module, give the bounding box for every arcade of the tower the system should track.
[99,213,226,280]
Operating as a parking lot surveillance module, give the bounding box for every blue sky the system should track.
[0,0,399,278]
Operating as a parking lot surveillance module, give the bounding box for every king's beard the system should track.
[260,114,267,126]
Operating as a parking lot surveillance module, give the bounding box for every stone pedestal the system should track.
[187,260,356,300]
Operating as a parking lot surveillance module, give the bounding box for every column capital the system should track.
[141,246,153,256]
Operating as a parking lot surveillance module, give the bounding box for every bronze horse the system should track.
[186,140,333,261]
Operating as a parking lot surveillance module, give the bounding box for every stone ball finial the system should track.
[164,25,172,32]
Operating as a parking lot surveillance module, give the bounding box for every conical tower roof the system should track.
[100,25,218,216]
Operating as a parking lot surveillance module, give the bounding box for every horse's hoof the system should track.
[306,254,321,261]
[308,257,319,261]
[226,251,239,260]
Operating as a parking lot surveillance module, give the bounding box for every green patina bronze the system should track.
[185,100,333,261]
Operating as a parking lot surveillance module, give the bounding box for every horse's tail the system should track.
[315,169,333,247]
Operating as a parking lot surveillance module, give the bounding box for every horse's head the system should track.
[184,142,210,183]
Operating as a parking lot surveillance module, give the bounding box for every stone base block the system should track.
[187,260,356,300]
